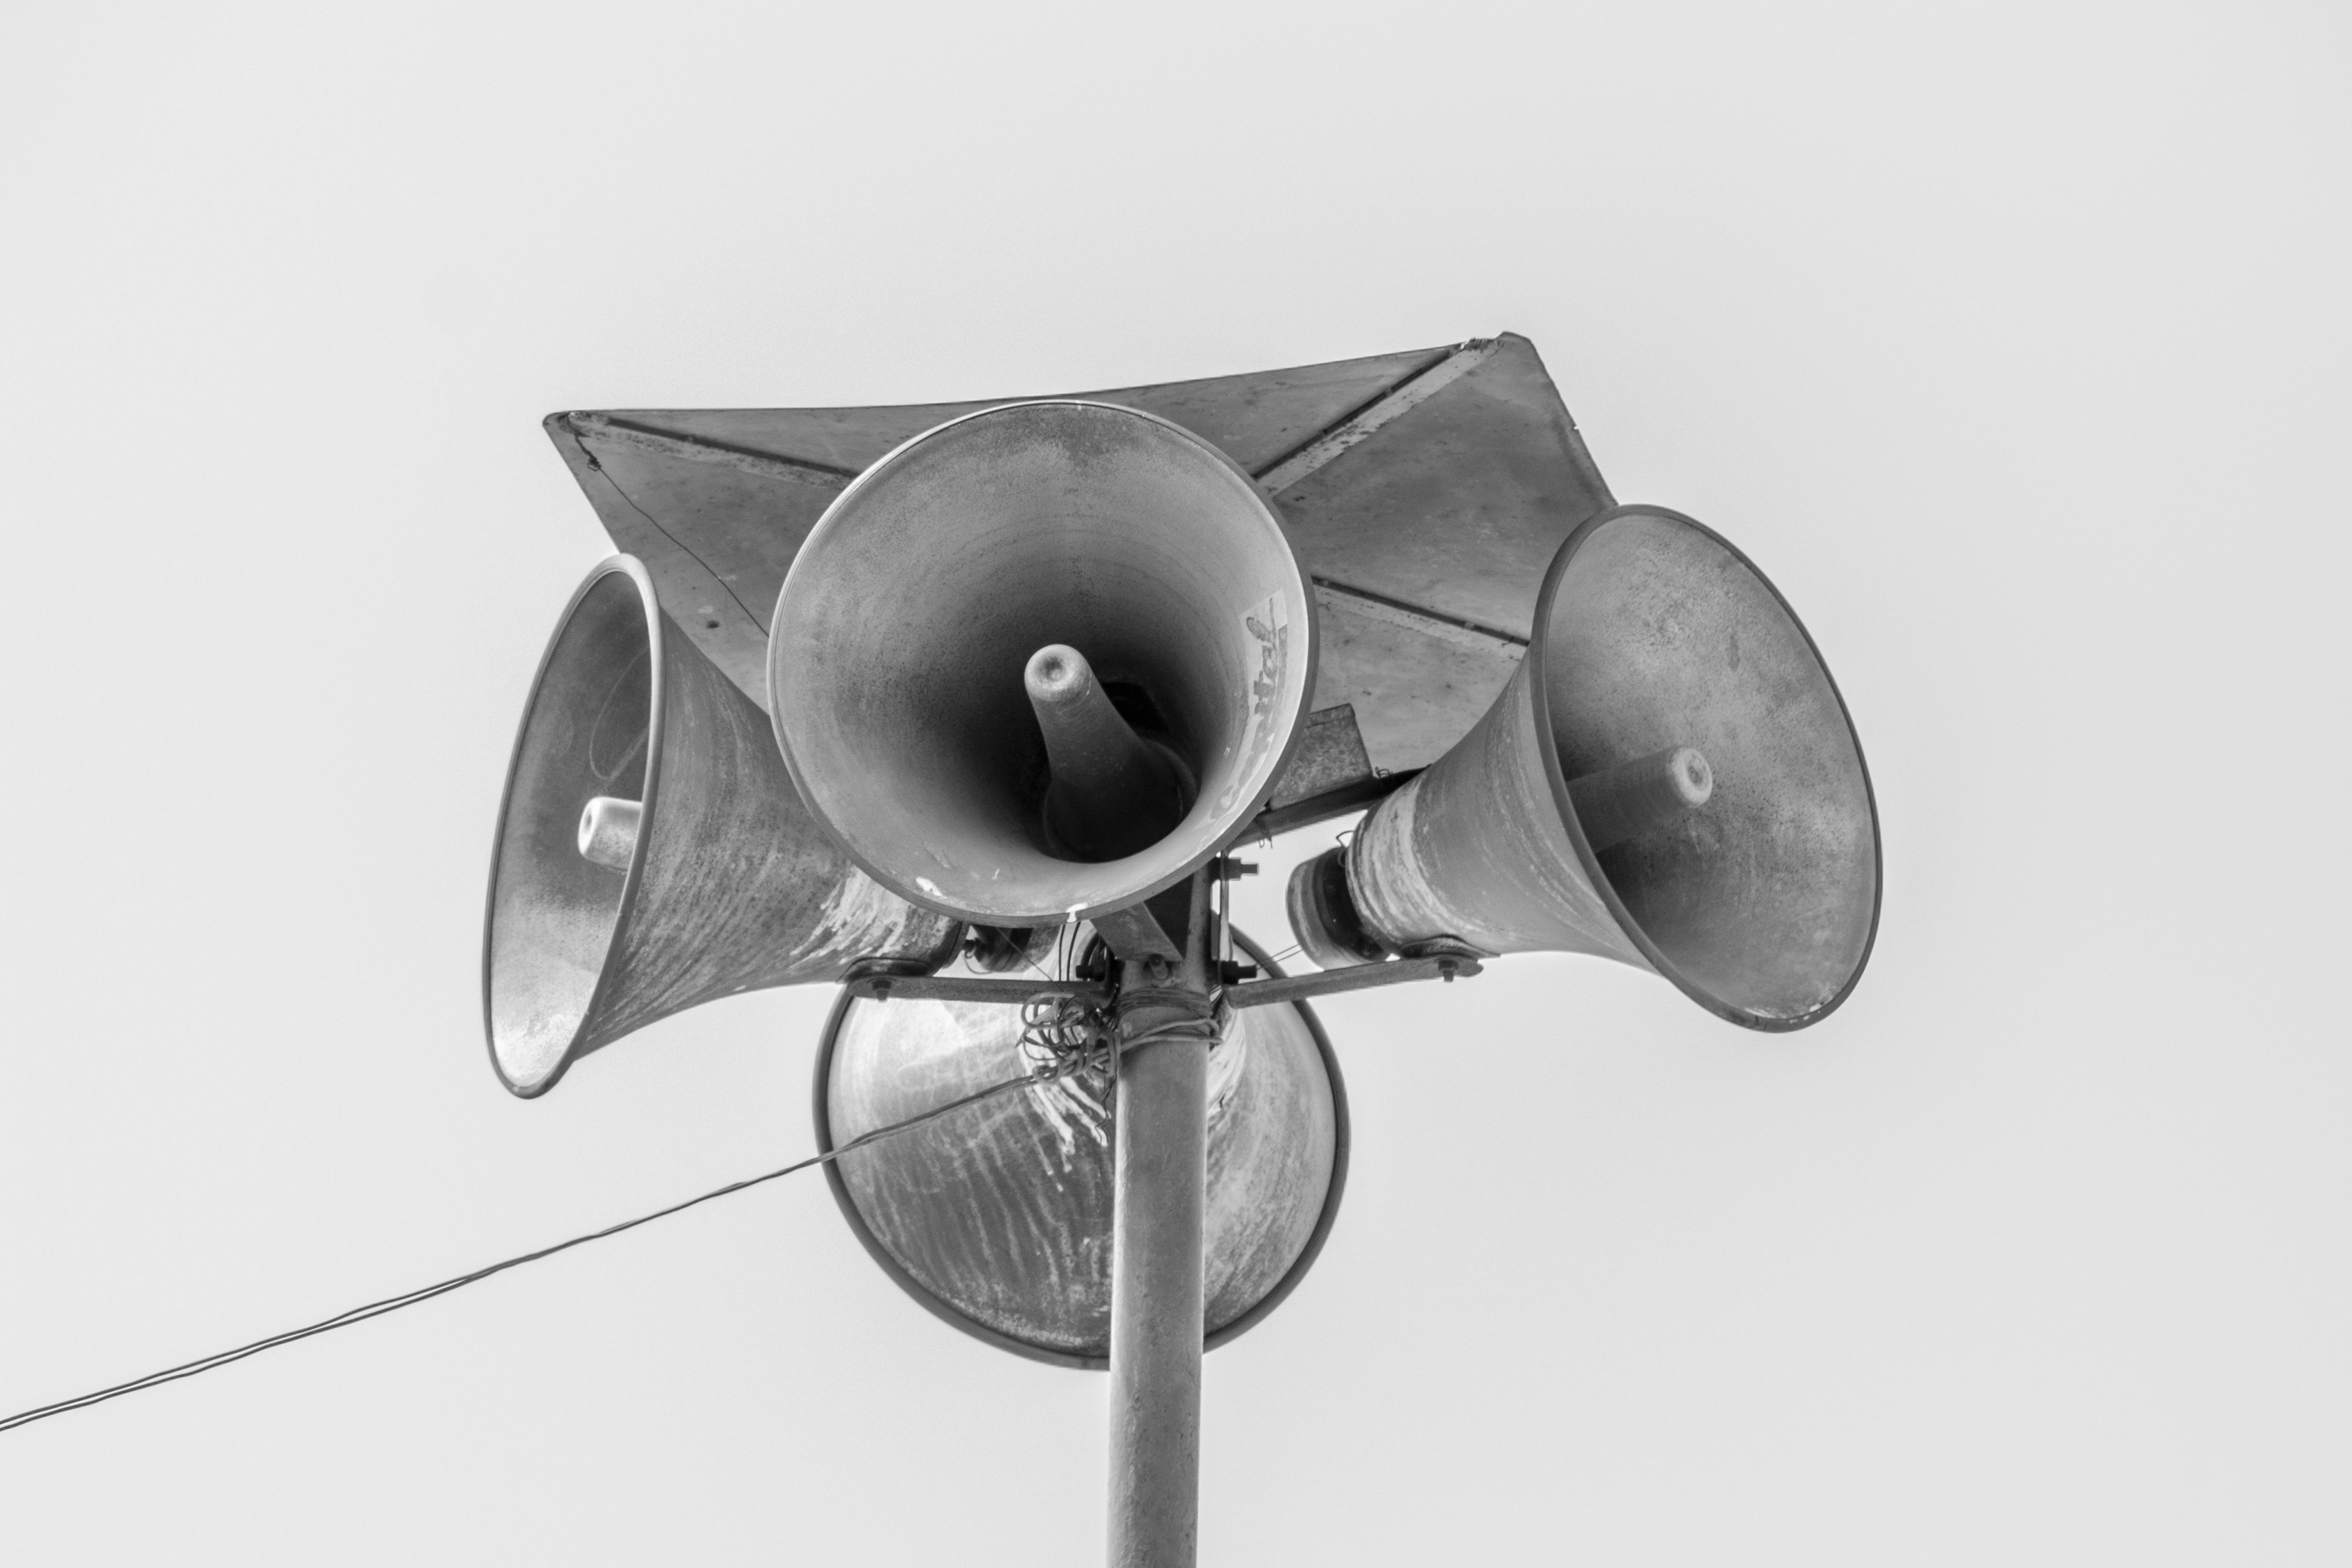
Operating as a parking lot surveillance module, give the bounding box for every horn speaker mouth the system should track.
[482,557,663,1096]
[1536,505,1881,1028]
[767,401,1317,925]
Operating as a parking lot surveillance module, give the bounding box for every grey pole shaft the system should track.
[1107,873,1215,1568]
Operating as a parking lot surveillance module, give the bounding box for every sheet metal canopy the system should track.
[544,333,1615,829]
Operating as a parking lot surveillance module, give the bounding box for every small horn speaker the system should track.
[766,401,1317,925]
[1287,505,1879,1030]
[483,556,962,1096]
[814,929,1346,1367]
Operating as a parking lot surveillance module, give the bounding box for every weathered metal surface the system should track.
[481,556,960,1096]
[1265,704,1376,809]
[1274,337,1610,647]
[1252,338,1501,493]
[545,333,1615,824]
[768,402,1317,925]
[1329,507,1881,1030]
[814,931,1346,1367]
[1308,581,1526,777]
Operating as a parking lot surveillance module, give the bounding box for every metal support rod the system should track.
[845,974,1108,1006]
[1221,948,1483,1009]
[1106,867,1214,1568]
[843,952,1483,1010]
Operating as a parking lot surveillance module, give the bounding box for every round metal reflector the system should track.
[813,930,1346,1367]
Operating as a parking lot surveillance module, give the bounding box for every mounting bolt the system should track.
[1144,954,1173,984]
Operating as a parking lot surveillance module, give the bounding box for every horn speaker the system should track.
[483,556,962,1096]
[814,928,1346,1367]
[1287,505,1880,1030]
[766,401,1317,926]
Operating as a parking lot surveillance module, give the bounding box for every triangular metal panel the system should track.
[624,344,1449,477]
[545,334,1613,830]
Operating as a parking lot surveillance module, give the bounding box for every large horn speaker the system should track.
[1287,505,1880,1030]
[483,556,962,1096]
[814,929,1346,1367]
[766,401,1317,925]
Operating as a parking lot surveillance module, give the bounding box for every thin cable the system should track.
[1,1027,1104,1436]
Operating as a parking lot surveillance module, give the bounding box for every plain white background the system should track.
[2,2,2345,1562]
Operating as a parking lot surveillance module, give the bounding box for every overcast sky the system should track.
[2,2,2346,1563]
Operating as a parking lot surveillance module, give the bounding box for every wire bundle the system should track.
[1016,992,1117,1085]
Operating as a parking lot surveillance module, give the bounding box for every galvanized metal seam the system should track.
[567,424,767,633]
[571,413,859,488]
[1310,578,1529,654]
[1243,344,1453,486]
[1253,338,1501,496]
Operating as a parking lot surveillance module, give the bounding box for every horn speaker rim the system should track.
[1535,504,1883,1031]
[480,555,667,1099]
[766,399,1320,925]
[809,927,1351,1370]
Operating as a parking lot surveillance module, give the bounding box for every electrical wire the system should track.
[0,1014,1112,1437]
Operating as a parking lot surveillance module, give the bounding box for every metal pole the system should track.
[1107,871,1214,1568]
